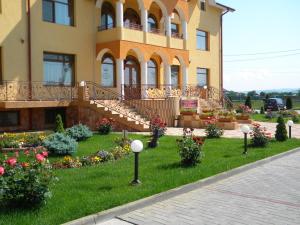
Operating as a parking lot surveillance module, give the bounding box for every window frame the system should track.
[200,0,206,11]
[147,59,158,87]
[196,29,209,51]
[171,65,180,87]
[43,52,75,86]
[101,53,116,88]
[148,14,158,32]
[0,111,20,127]
[100,2,115,31]
[42,0,75,26]
[197,67,209,87]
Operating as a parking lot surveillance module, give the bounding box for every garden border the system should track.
[63,147,300,225]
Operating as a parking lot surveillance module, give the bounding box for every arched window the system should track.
[124,8,141,29]
[100,2,115,30]
[147,59,158,87]
[101,53,116,87]
[148,14,158,32]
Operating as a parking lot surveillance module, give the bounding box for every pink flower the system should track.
[15,151,19,158]
[6,157,17,167]
[36,154,45,162]
[0,166,5,176]
[24,150,30,156]
[42,151,48,157]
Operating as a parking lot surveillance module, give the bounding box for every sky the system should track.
[218,0,300,92]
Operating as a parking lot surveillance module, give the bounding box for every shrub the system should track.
[250,123,271,147]
[275,116,288,142]
[292,115,299,123]
[286,97,293,110]
[94,150,114,162]
[150,115,167,137]
[111,145,130,160]
[55,114,65,133]
[66,124,93,141]
[245,96,252,109]
[260,106,265,114]
[114,136,132,148]
[96,118,114,135]
[205,124,224,139]
[177,137,203,166]
[236,104,252,115]
[42,133,78,155]
[0,147,56,207]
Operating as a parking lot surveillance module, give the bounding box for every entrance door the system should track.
[124,56,141,99]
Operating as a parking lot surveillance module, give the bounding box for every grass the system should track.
[1,134,300,225]
[232,100,300,110]
[251,113,300,124]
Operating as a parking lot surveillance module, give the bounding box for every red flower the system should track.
[0,166,4,176]
[6,157,17,167]
[36,154,45,162]
[42,151,48,157]
[24,150,30,156]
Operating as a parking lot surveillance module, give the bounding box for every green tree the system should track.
[245,96,252,109]
[55,114,65,133]
[298,89,300,97]
[275,116,287,142]
[259,91,266,97]
[286,97,293,110]
[247,90,257,97]
[265,94,270,100]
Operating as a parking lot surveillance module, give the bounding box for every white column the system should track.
[164,64,172,96]
[141,61,148,98]
[116,59,124,96]
[165,16,171,37]
[182,20,188,40]
[182,65,189,94]
[141,9,148,32]
[116,1,124,28]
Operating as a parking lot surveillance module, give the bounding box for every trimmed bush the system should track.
[55,114,65,133]
[205,124,224,139]
[245,96,252,109]
[66,124,93,141]
[177,137,202,166]
[42,133,78,155]
[260,106,265,114]
[286,97,293,110]
[275,116,288,142]
[292,115,299,123]
[250,124,271,147]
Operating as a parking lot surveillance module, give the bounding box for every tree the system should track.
[245,96,252,109]
[247,91,257,97]
[55,114,65,133]
[275,116,287,142]
[286,97,293,110]
[260,91,266,97]
[265,94,270,100]
[298,89,300,97]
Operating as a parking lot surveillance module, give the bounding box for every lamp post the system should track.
[131,140,144,185]
[287,120,294,139]
[241,125,250,154]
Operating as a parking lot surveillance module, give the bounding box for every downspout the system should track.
[27,0,33,130]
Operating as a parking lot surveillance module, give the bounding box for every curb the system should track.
[63,147,300,225]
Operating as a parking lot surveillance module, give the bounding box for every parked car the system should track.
[264,98,285,111]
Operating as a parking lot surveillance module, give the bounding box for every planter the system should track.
[218,118,236,123]
[216,121,239,130]
[181,111,196,116]
[236,115,250,120]
[237,119,253,124]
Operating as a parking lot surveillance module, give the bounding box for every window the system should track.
[147,59,158,86]
[0,47,2,83]
[197,68,208,87]
[124,8,140,26]
[148,14,158,32]
[0,111,20,127]
[43,52,75,86]
[200,0,206,11]
[171,65,180,87]
[42,0,74,26]
[171,23,179,36]
[44,108,66,125]
[100,2,115,30]
[101,53,116,87]
[197,30,209,50]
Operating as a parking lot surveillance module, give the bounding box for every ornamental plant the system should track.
[236,104,252,115]
[286,97,293,110]
[0,147,56,207]
[150,115,167,137]
[55,114,65,133]
[249,123,271,147]
[42,133,78,155]
[275,116,288,142]
[66,124,93,141]
[245,96,252,109]
[96,118,114,135]
[205,124,224,139]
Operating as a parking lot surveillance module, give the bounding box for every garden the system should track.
[0,114,300,225]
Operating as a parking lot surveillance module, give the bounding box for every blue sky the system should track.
[218,0,300,92]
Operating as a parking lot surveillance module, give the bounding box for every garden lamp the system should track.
[131,140,144,185]
[241,125,250,154]
[287,120,294,139]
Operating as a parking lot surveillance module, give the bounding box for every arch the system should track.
[100,2,115,30]
[173,55,186,67]
[124,47,145,62]
[124,8,141,25]
[148,0,168,18]
[101,53,116,87]
[96,48,116,61]
[174,5,186,23]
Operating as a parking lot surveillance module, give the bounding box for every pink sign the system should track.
[180,98,198,113]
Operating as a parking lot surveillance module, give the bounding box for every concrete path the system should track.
[99,150,300,225]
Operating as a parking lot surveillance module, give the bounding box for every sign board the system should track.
[180,97,198,113]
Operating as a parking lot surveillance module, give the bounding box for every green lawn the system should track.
[232,100,300,110]
[251,113,300,124]
[1,134,300,225]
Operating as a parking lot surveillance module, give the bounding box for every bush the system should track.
[177,137,202,166]
[286,97,293,110]
[42,133,78,155]
[150,115,167,137]
[260,106,265,114]
[94,150,114,162]
[292,115,299,123]
[66,124,93,141]
[0,147,56,207]
[275,116,288,142]
[111,145,130,160]
[96,118,114,135]
[55,114,65,133]
[205,124,224,139]
[245,96,252,109]
[250,123,271,147]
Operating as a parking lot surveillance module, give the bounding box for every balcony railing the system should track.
[123,22,143,31]
[148,27,164,35]
[171,32,183,39]
[0,81,78,101]
[98,23,115,32]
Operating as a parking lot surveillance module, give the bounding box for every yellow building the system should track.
[0,0,234,132]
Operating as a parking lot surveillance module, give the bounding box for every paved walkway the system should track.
[99,150,300,225]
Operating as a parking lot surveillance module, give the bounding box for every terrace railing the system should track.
[123,22,143,31]
[0,81,78,101]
